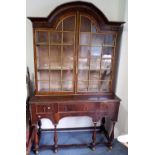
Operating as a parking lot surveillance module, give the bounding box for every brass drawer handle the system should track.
[48,106,51,110]
[38,115,41,118]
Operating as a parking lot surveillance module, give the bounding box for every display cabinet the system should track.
[28,1,124,154]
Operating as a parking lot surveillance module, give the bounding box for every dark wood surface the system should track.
[30,94,120,103]
[27,1,124,153]
[28,1,125,30]
[30,94,120,153]
[30,94,120,124]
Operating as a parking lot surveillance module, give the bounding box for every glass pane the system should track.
[88,81,99,92]
[91,46,102,57]
[92,34,104,46]
[78,81,88,91]
[102,47,113,58]
[100,70,111,81]
[91,23,97,33]
[62,70,73,81]
[62,81,73,91]
[38,81,49,92]
[37,46,49,69]
[101,59,112,70]
[80,16,91,32]
[78,58,89,70]
[90,58,100,70]
[63,16,75,31]
[36,31,48,44]
[50,81,61,92]
[104,34,115,46]
[78,70,88,81]
[50,45,61,69]
[80,33,90,45]
[99,81,110,92]
[89,71,100,81]
[79,46,89,58]
[63,32,74,45]
[56,22,62,30]
[50,71,61,81]
[63,46,74,69]
[37,71,49,81]
[50,32,62,44]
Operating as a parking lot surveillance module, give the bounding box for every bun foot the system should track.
[34,150,39,154]
[91,147,96,151]
[90,142,96,151]
[54,148,58,153]
[54,149,58,153]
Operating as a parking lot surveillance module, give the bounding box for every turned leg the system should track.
[100,117,109,141]
[91,122,97,151]
[34,125,39,154]
[100,117,105,132]
[53,124,58,153]
[107,121,115,150]
[38,120,42,139]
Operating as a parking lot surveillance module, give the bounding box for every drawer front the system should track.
[59,104,97,112]
[100,103,108,111]
[36,104,54,114]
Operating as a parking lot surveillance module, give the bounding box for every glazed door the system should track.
[35,12,117,94]
[77,14,117,93]
[35,15,76,93]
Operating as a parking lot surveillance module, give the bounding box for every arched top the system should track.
[28,1,125,31]
[54,14,100,32]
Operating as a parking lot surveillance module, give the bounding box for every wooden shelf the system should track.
[80,32,117,35]
[38,68,74,71]
[37,68,111,71]
[78,68,111,70]
[36,43,74,46]
[79,44,115,47]
[36,43,115,47]
[78,68,99,71]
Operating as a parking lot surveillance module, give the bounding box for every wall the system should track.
[26,0,128,137]
[115,0,128,136]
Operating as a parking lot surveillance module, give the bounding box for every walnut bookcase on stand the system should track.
[28,1,124,154]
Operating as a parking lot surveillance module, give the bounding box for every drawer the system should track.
[36,104,54,113]
[100,103,108,111]
[59,104,96,112]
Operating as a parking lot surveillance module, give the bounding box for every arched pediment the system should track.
[28,1,124,31]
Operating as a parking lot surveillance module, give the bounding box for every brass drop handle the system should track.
[48,106,51,110]
[38,115,41,118]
